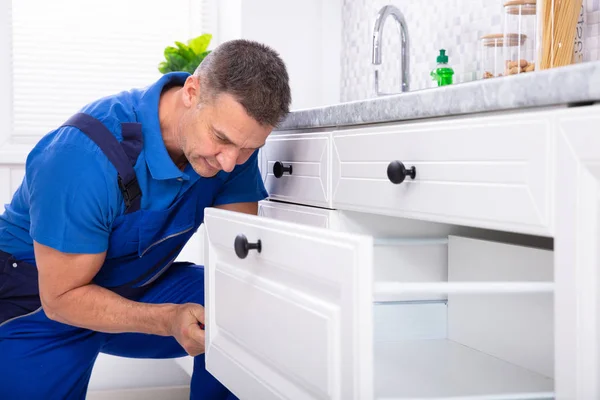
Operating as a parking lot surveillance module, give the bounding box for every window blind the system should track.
[10,0,215,139]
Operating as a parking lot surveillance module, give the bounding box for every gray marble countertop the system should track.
[277,61,600,131]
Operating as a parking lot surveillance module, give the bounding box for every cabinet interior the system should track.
[367,216,554,399]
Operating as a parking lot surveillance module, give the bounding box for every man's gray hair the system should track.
[195,39,291,127]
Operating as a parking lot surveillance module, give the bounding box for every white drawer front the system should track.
[331,115,552,236]
[260,133,331,208]
[258,200,334,229]
[203,208,373,400]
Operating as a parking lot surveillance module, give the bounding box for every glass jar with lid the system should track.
[503,0,537,75]
[479,34,505,79]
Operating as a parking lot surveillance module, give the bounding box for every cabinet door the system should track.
[203,208,373,400]
[259,132,331,208]
[331,112,553,236]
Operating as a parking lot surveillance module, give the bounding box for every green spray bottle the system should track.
[430,49,454,87]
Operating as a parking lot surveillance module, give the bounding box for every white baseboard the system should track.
[174,356,195,377]
[86,385,190,400]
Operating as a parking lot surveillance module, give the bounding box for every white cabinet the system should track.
[259,110,557,236]
[553,106,600,399]
[203,207,554,400]
[331,113,553,237]
[259,132,332,209]
[207,104,600,400]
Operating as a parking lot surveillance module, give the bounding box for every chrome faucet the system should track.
[372,5,410,95]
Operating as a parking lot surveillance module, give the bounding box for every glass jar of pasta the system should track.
[536,0,585,69]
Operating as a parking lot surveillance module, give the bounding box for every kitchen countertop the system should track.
[277,61,600,131]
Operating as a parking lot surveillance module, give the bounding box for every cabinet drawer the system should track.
[331,115,552,236]
[258,200,334,229]
[203,207,373,400]
[203,208,554,400]
[259,132,331,208]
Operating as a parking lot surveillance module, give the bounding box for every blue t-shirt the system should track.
[0,72,268,261]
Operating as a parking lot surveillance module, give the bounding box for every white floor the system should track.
[87,354,193,399]
[87,386,190,400]
[88,354,191,391]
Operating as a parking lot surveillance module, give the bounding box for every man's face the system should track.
[178,79,272,178]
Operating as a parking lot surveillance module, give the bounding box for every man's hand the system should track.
[169,303,206,356]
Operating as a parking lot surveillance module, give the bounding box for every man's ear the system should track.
[182,75,200,107]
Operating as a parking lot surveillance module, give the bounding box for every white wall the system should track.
[218,0,342,110]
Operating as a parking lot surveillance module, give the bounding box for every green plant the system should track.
[158,33,212,74]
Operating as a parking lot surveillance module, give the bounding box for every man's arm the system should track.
[36,241,205,355]
[215,201,258,215]
[35,241,177,335]
[26,139,171,335]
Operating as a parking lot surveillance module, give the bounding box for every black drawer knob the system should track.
[234,234,262,259]
[273,161,292,178]
[387,160,416,184]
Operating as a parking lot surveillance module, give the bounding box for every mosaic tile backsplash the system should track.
[341,0,600,102]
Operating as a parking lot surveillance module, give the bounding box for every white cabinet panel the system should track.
[258,200,334,229]
[373,239,448,302]
[447,236,554,379]
[203,207,373,400]
[331,113,553,236]
[259,132,331,208]
[374,339,553,399]
[553,105,600,400]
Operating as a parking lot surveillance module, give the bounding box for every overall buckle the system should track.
[118,175,141,209]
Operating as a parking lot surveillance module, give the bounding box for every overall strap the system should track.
[61,113,143,214]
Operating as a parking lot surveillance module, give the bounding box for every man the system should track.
[0,39,291,399]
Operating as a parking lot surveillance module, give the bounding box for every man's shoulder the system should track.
[78,88,142,140]
[25,126,122,214]
[29,88,143,166]
[27,127,117,180]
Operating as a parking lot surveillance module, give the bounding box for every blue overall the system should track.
[0,73,266,399]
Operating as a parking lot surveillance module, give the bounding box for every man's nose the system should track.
[216,148,239,173]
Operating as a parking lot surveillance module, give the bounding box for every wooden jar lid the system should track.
[480,33,527,47]
[504,0,537,15]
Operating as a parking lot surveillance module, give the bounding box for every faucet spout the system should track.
[372,5,410,94]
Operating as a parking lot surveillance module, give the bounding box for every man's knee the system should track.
[0,327,101,399]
